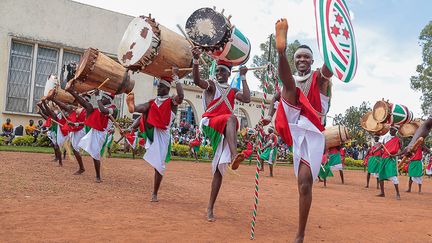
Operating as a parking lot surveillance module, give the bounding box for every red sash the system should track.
[68,109,86,132]
[84,104,116,131]
[382,137,401,158]
[202,89,236,118]
[146,98,172,130]
[275,88,324,146]
[410,146,422,161]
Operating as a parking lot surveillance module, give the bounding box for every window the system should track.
[6,42,33,113]
[61,51,81,88]
[32,47,59,112]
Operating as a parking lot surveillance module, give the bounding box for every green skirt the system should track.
[378,157,397,180]
[328,153,342,166]
[367,156,381,174]
[408,160,423,177]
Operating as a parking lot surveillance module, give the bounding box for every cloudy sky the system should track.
[75,0,431,121]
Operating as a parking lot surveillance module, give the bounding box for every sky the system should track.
[75,0,431,122]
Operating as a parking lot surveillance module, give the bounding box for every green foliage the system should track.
[171,144,190,157]
[36,135,51,147]
[197,145,213,159]
[171,143,213,159]
[111,141,121,153]
[116,116,133,129]
[410,21,432,115]
[252,35,300,94]
[344,157,364,167]
[0,136,5,146]
[332,101,372,145]
[12,135,35,146]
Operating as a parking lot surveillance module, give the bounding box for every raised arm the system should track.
[126,92,151,114]
[51,99,73,113]
[41,100,57,121]
[401,117,432,156]
[66,87,94,115]
[171,66,185,113]
[191,47,211,90]
[275,18,297,106]
[235,66,251,103]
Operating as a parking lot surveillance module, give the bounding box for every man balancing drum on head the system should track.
[191,47,251,222]
[67,87,119,183]
[126,67,184,202]
[261,18,333,242]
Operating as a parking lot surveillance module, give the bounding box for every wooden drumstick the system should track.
[164,67,193,72]
[398,137,424,169]
[232,65,268,72]
[176,24,207,65]
[108,114,124,135]
[97,78,110,90]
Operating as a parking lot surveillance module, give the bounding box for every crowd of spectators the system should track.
[1,118,44,145]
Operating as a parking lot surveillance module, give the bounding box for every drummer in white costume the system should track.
[67,87,118,183]
[191,47,251,222]
[37,101,63,165]
[261,19,334,243]
[126,67,184,202]
[49,95,89,175]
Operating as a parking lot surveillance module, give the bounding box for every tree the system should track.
[410,21,432,115]
[332,101,372,145]
[252,35,300,94]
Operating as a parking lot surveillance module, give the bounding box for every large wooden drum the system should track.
[118,15,193,80]
[68,48,134,94]
[323,125,350,149]
[46,87,75,104]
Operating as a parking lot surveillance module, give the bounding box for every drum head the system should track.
[186,8,230,47]
[361,111,382,132]
[375,123,390,136]
[398,122,418,137]
[118,16,156,67]
[372,100,389,122]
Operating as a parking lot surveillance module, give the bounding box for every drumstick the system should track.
[176,24,207,65]
[164,67,194,72]
[398,137,424,169]
[115,135,125,144]
[50,118,64,127]
[108,114,124,134]
[232,66,268,72]
[97,78,110,90]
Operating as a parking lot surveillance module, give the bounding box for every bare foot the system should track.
[396,195,401,200]
[376,193,385,197]
[365,185,369,188]
[275,18,288,53]
[231,153,245,170]
[126,92,135,113]
[95,178,102,183]
[73,169,85,175]
[151,193,158,202]
[58,162,63,167]
[294,233,304,243]
[405,190,411,193]
[207,208,215,222]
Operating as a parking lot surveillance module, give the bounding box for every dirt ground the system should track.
[0,151,431,242]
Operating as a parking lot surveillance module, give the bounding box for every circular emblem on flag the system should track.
[314,0,358,83]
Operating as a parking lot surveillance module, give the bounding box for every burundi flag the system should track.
[230,72,242,89]
[314,0,358,83]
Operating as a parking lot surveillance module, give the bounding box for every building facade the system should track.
[0,0,270,131]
